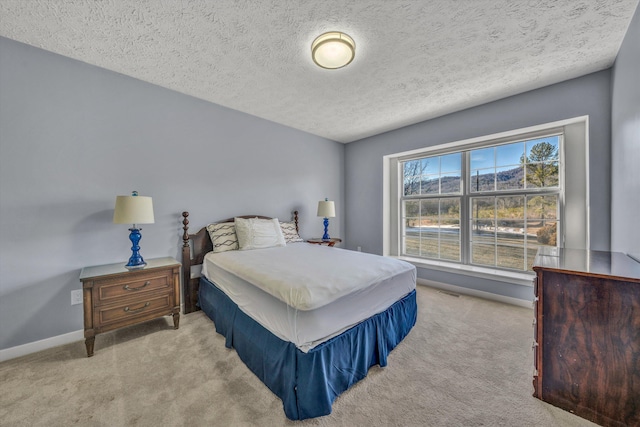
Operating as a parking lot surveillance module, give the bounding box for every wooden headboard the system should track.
[181,211,299,314]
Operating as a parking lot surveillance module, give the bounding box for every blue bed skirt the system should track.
[199,276,417,420]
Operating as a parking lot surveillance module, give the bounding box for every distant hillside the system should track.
[419,175,460,193]
[471,166,524,191]
[412,166,524,194]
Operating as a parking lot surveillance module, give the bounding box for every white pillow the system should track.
[206,222,238,253]
[280,221,303,243]
[235,217,286,250]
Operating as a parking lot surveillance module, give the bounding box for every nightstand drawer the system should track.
[94,271,171,305]
[96,292,172,327]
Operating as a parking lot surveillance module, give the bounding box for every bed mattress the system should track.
[202,243,416,352]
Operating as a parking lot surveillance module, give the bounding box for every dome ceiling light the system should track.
[311,32,355,69]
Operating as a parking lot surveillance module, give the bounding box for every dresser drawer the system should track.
[95,292,173,328]
[94,270,172,305]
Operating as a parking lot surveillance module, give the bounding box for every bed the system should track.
[181,211,417,420]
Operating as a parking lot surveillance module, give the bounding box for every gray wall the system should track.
[611,6,640,259]
[344,70,613,301]
[0,37,344,350]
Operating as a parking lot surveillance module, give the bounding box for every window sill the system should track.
[395,256,535,287]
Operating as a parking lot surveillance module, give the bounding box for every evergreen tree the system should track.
[521,141,558,188]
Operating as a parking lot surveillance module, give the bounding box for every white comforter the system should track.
[201,243,415,310]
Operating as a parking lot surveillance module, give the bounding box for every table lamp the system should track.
[113,191,155,270]
[317,198,336,241]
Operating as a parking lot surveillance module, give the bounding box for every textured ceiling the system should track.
[0,0,638,143]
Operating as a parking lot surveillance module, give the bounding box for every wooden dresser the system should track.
[532,248,640,427]
[79,257,181,357]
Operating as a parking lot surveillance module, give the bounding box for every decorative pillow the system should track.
[206,222,238,253]
[235,217,286,250]
[280,221,303,243]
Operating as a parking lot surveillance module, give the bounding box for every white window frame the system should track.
[383,116,589,286]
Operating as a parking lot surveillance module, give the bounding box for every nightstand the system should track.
[79,257,181,357]
[307,238,342,247]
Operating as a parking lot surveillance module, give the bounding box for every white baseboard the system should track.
[0,329,84,363]
[2,303,189,363]
[417,278,533,308]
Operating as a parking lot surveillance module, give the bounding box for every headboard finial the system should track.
[182,212,190,247]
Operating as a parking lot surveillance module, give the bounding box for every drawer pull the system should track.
[124,281,151,291]
[123,302,150,313]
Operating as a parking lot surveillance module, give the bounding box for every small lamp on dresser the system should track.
[317,198,335,241]
[113,191,155,270]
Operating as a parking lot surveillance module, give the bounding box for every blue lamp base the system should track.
[322,217,330,241]
[125,227,147,270]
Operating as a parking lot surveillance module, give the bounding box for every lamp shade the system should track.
[317,200,336,218]
[113,195,155,225]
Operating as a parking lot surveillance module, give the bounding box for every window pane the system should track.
[531,220,558,246]
[404,160,423,176]
[496,142,524,167]
[471,197,495,247]
[471,169,495,192]
[496,165,524,190]
[421,199,439,218]
[403,200,420,218]
[420,238,439,258]
[442,225,461,241]
[496,196,524,219]
[472,197,495,219]
[403,160,422,195]
[419,200,438,239]
[470,147,494,170]
[420,175,440,194]
[422,157,438,175]
[526,138,559,162]
[441,172,461,194]
[404,175,420,195]
[421,227,439,240]
[440,200,460,253]
[524,137,559,189]
[527,195,558,220]
[496,221,525,245]
[404,218,419,236]
[404,234,420,256]
[402,199,421,258]
[472,221,495,243]
[497,245,525,270]
[472,243,495,266]
[440,199,460,222]
[440,239,460,261]
[441,153,461,172]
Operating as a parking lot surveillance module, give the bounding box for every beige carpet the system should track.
[0,285,596,427]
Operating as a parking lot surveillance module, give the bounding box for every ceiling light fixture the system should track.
[311,32,355,69]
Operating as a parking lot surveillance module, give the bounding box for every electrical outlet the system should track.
[71,289,83,305]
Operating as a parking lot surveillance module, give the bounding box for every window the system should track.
[399,135,562,273]
[385,118,588,284]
